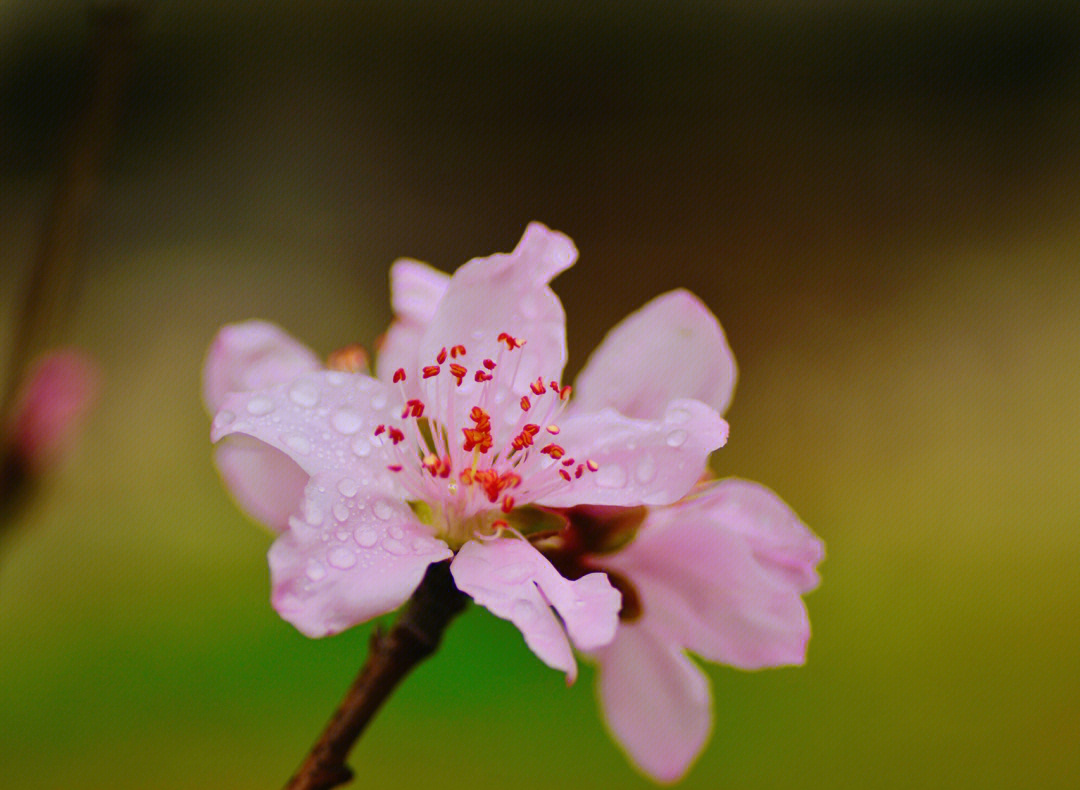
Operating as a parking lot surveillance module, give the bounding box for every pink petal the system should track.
[533,399,728,508]
[450,537,620,682]
[213,435,309,532]
[210,370,402,494]
[572,289,737,420]
[417,223,576,394]
[603,481,822,669]
[389,258,450,325]
[269,473,451,637]
[7,350,99,471]
[594,622,712,784]
[203,321,321,413]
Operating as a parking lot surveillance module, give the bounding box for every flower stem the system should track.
[283,561,468,790]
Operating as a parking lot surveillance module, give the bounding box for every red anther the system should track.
[575,464,584,479]
[326,343,370,373]
[523,424,540,435]
[550,380,560,392]
[498,332,523,350]
[387,464,403,472]
[492,519,508,530]
[559,385,572,401]
[451,345,467,358]
[586,459,599,472]
[530,377,546,395]
[561,457,575,466]
[374,424,386,436]
[410,402,424,418]
[540,444,565,459]
[470,406,486,422]
[422,453,440,473]
[449,363,467,385]
[460,468,474,485]
[483,358,496,370]
[519,396,531,411]
[501,495,515,513]
[388,427,405,444]
[436,347,448,364]
[423,365,440,378]
[504,472,522,488]
[393,368,407,383]
[559,469,571,482]
[546,424,560,435]
[474,370,493,382]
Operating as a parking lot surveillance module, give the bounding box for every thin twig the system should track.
[283,561,469,790]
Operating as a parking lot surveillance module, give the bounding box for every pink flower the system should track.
[205,223,729,682]
[6,350,100,472]
[540,290,824,782]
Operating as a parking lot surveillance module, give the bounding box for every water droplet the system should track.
[217,410,235,425]
[667,407,692,424]
[331,408,363,434]
[389,525,404,539]
[373,501,393,520]
[634,455,657,484]
[354,527,378,547]
[337,478,359,497]
[333,503,350,522]
[351,437,371,457]
[595,464,627,488]
[305,559,327,581]
[285,434,312,454]
[496,562,533,584]
[289,380,320,407]
[370,391,388,410]
[666,429,688,448]
[246,397,274,415]
[382,537,408,555]
[327,546,356,569]
[512,599,537,622]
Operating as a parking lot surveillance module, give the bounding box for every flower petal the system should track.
[418,223,576,394]
[532,399,728,508]
[594,622,712,784]
[572,289,737,420]
[450,537,620,682]
[203,321,321,413]
[603,481,822,669]
[375,260,452,387]
[213,435,309,532]
[211,370,402,493]
[269,473,452,637]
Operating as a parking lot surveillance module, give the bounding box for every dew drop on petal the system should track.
[634,454,657,484]
[333,503,349,522]
[496,562,533,584]
[285,434,312,455]
[354,527,378,547]
[305,559,327,581]
[246,397,274,415]
[327,546,356,570]
[331,409,363,435]
[337,478,359,497]
[351,437,372,457]
[382,537,408,555]
[373,501,393,520]
[370,391,388,411]
[595,464,627,488]
[666,429,688,448]
[389,525,404,540]
[289,380,320,407]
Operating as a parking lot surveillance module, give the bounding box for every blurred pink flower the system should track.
[206,223,729,682]
[6,350,100,472]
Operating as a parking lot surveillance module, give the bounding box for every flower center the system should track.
[372,333,598,545]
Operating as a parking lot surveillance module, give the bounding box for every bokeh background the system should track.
[2,2,1078,788]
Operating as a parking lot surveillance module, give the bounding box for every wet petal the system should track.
[418,223,576,394]
[533,400,728,508]
[203,321,321,413]
[269,473,451,637]
[603,482,821,669]
[389,258,450,325]
[211,370,401,494]
[594,623,712,784]
[213,435,309,532]
[450,537,620,681]
[572,289,737,420]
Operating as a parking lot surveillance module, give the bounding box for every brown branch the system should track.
[283,561,469,790]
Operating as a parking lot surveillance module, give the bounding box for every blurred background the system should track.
[1,1,1078,788]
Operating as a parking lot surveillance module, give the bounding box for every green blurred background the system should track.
[2,2,1078,787]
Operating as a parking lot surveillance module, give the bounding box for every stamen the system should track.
[559,385,572,401]
[540,443,565,459]
[586,459,599,472]
[449,363,467,386]
[501,495,515,513]
[483,358,496,370]
[450,345,467,358]
[388,464,403,472]
[520,396,531,411]
[530,377,546,395]
[546,424,560,435]
[436,347,448,364]
[474,370,493,382]
[559,469,571,482]
[423,365,440,379]
[393,368,407,383]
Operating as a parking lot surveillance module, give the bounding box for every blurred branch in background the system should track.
[0,4,136,542]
